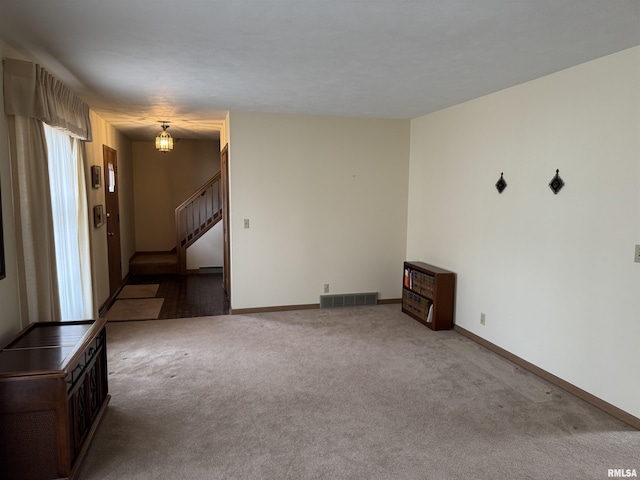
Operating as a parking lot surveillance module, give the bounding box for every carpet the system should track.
[117,284,159,299]
[104,298,164,322]
[80,305,639,480]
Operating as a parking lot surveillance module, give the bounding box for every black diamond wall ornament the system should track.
[549,169,565,194]
[495,172,507,194]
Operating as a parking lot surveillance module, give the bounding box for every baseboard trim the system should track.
[98,272,130,318]
[378,298,402,305]
[231,304,320,315]
[454,325,640,430]
[98,303,110,319]
[231,299,402,315]
[132,249,177,256]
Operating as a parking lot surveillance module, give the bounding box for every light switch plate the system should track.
[635,245,640,263]
[244,219,250,229]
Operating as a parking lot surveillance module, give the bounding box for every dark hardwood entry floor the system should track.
[125,273,229,319]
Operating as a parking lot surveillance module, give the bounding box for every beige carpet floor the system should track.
[103,298,164,322]
[80,305,639,480]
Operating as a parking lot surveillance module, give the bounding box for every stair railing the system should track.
[175,172,222,273]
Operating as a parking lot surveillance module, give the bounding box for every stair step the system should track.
[130,253,178,275]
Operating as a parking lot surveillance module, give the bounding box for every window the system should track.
[43,124,93,320]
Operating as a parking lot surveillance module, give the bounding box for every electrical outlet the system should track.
[480,312,486,325]
[243,218,250,229]
[635,245,640,263]
[324,283,330,293]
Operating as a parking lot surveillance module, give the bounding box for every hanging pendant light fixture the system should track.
[155,121,174,153]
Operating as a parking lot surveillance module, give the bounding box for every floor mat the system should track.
[118,283,160,300]
[117,284,159,299]
[104,298,164,321]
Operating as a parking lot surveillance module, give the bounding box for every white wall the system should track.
[186,221,223,269]
[0,41,24,343]
[85,111,136,312]
[407,47,640,418]
[229,112,410,309]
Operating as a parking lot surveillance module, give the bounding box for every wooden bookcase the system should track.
[402,261,455,330]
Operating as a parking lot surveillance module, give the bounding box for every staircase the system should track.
[129,173,223,276]
[129,251,178,275]
[175,172,223,274]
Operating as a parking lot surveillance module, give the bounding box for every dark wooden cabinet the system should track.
[402,261,456,330]
[0,319,110,480]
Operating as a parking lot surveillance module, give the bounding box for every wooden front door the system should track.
[221,144,230,298]
[103,145,122,296]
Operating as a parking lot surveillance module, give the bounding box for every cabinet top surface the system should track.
[0,319,105,377]
[8,323,94,349]
[404,261,455,275]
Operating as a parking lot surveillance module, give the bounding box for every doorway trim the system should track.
[221,144,230,302]
[103,145,122,298]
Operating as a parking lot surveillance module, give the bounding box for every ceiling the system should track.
[1,1,639,141]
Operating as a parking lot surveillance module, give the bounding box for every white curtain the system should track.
[43,125,93,320]
[6,116,61,322]
[3,59,93,323]
[4,59,92,139]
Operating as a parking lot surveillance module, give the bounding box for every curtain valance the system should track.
[3,58,92,141]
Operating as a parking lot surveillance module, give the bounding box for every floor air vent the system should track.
[320,292,378,308]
